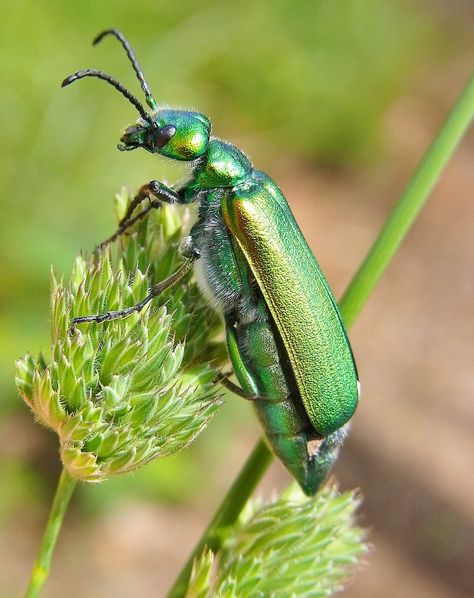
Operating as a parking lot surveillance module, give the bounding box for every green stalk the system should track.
[25,469,77,598]
[168,73,474,598]
[169,439,272,598]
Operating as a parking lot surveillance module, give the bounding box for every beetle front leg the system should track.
[97,180,183,250]
[96,198,161,250]
[119,180,181,226]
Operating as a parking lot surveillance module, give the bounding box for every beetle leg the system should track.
[95,199,161,250]
[70,258,196,331]
[96,180,183,250]
[118,182,159,226]
[120,180,180,226]
[225,324,261,399]
[214,371,259,401]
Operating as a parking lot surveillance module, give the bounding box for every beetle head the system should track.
[120,110,211,160]
[61,29,211,162]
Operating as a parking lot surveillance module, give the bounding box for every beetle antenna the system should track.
[61,69,152,123]
[93,29,157,111]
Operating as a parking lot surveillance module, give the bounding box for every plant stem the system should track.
[340,73,474,327]
[25,468,77,598]
[168,438,272,598]
[167,73,474,598]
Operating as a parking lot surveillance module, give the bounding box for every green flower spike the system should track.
[16,189,227,481]
[187,485,367,598]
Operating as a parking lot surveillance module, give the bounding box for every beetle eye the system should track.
[153,125,176,148]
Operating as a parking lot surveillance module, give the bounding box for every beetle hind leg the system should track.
[214,371,259,401]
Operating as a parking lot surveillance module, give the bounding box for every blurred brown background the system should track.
[0,1,473,596]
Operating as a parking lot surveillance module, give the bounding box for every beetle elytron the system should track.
[62,29,359,495]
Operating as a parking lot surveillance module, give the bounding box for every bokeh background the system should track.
[1,1,473,596]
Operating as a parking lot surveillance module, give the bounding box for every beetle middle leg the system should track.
[70,257,196,331]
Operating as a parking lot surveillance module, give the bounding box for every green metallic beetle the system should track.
[63,29,359,496]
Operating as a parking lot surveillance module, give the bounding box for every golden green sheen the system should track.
[222,174,359,435]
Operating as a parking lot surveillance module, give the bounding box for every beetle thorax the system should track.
[192,139,253,190]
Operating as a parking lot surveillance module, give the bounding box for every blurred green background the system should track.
[1,1,473,597]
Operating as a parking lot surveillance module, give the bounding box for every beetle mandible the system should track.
[62,29,360,496]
